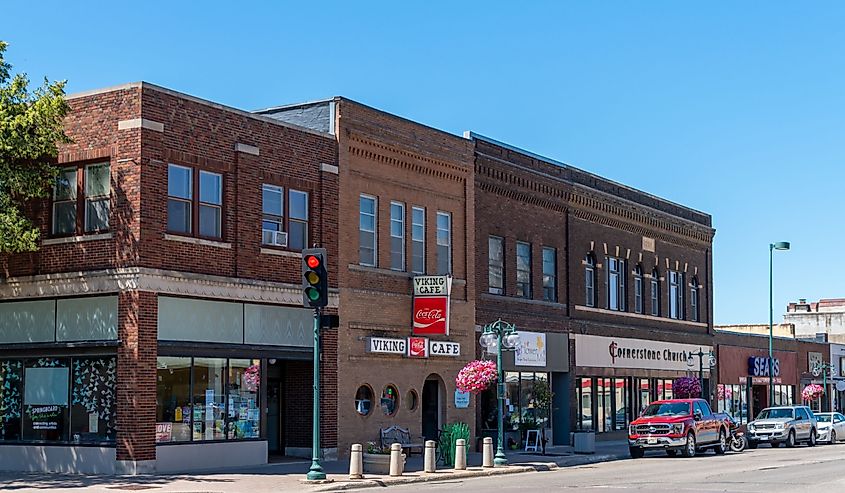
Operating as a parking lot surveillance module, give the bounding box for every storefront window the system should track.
[70,357,117,443]
[381,385,399,416]
[355,385,373,416]
[638,379,651,415]
[192,358,226,441]
[23,358,70,442]
[156,357,192,442]
[407,389,418,411]
[717,384,750,424]
[772,385,794,407]
[228,359,260,439]
[578,377,593,431]
[613,378,628,430]
[0,360,23,440]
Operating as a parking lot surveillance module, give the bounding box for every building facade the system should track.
[0,83,339,473]
[468,133,715,446]
[785,298,845,343]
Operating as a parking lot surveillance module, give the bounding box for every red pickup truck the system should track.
[628,398,730,458]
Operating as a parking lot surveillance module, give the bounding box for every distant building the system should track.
[714,323,795,338]
[785,298,845,343]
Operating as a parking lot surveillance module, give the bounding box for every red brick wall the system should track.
[116,290,157,462]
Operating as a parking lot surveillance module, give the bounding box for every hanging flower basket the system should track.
[456,360,497,394]
[672,377,701,398]
[802,384,824,401]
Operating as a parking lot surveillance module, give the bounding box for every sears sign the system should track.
[748,356,780,377]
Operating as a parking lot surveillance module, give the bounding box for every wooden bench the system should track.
[380,426,425,456]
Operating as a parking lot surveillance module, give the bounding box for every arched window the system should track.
[634,265,644,314]
[690,276,700,322]
[585,254,596,307]
[650,268,660,316]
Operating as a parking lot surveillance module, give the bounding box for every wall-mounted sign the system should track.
[367,337,407,355]
[413,276,451,335]
[455,390,470,409]
[809,352,823,372]
[515,331,546,367]
[430,341,460,357]
[575,334,712,372]
[748,356,780,377]
[407,337,429,358]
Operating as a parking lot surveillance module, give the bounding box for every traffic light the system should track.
[301,248,328,308]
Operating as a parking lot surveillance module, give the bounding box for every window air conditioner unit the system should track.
[262,230,288,247]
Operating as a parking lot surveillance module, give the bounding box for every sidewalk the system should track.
[0,440,631,492]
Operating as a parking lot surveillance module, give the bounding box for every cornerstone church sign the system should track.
[575,334,713,372]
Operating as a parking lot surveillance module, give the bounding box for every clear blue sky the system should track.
[5,1,843,325]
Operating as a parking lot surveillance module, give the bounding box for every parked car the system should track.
[628,398,730,458]
[746,406,817,448]
[814,412,845,444]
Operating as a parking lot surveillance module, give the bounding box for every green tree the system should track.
[0,40,70,253]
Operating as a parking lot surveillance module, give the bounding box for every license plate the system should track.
[759,436,768,441]
[647,438,657,444]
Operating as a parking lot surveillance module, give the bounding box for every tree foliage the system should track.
[0,40,70,253]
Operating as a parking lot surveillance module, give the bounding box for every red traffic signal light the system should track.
[301,248,328,308]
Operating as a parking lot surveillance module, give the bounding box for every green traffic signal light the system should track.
[305,287,320,301]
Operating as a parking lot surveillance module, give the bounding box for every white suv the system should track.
[746,406,818,448]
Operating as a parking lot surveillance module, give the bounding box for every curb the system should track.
[313,465,539,492]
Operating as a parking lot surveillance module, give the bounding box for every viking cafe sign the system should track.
[412,276,452,335]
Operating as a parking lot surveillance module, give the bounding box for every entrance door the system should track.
[422,379,440,441]
[752,385,767,417]
[267,377,284,455]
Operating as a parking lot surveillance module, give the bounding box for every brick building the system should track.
[468,133,715,444]
[258,99,476,458]
[0,83,339,473]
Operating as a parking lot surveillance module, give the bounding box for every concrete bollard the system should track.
[482,437,494,468]
[349,443,363,479]
[424,440,437,473]
[389,443,403,477]
[454,439,467,470]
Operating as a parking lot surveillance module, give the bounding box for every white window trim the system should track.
[390,201,405,271]
[411,206,426,274]
[359,194,378,267]
[436,211,452,274]
[488,235,505,295]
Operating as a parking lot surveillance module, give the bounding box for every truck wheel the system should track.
[715,429,727,455]
[808,429,817,447]
[682,432,697,458]
[629,447,644,459]
[786,430,796,448]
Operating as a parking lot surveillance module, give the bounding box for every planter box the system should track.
[362,453,405,475]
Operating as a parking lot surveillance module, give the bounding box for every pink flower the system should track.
[802,384,824,401]
[456,360,497,394]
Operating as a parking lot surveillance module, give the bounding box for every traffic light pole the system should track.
[306,306,325,481]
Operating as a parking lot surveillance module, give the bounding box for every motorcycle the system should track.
[727,415,747,452]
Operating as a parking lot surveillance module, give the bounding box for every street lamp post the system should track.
[686,348,716,397]
[769,241,790,407]
[812,361,836,413]
[479,319,520,467]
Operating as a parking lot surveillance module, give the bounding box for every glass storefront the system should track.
[156,357,261,443]
[0,356,116,444]
[717,383,794,424]
[480,372,550,446]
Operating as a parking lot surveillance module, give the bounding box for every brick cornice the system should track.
[347,134,468,183]
[0,267,339,307]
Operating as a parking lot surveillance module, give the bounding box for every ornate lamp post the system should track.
[686,348,716,398]
[812,361,836,412]
[769,241,790,407]
[479,319,520,466]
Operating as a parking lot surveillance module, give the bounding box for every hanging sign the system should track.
[455,390,470,408]
[412,276,452,335]
[515,332,547,367]
[407,337,429,358]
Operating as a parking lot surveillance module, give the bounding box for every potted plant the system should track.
[362,441,404,475]
[533,378,554,455]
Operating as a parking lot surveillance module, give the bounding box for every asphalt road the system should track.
[387,442,845,493]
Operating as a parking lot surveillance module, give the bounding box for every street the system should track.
[388,444,845,493]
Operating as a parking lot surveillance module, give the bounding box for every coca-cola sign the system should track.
[412,296,449,335]
[407,337,429,358]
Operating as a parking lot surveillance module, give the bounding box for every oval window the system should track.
[407,389,419,412]
[355,385,373,416]
[382,385,399,416]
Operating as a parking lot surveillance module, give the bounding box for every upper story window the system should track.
[585,254,596,307]
[411,207,425,274]
[607,256,625,311]
[669,270,684,320]
[288,189,309,250]
[488,235,504,295]
[261,185,310,250]
[52,162,111,236]
[435,211,451,275]
[390,201,405,271]
[167,164,222,239]
[634,265,644,314]
[690,276,700,322]
[359,195,377,266]
[542,247,557,302]
[516,241,532,299]
[651,269,660,316]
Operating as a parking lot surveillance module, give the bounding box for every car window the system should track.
[805,408,816,419]
[834,415,843,423]
[817,414,832,422]
[642,402,690,417]
[797,408,809,420]
[837,414,845,423]
[756,408,794,420]
[699,401,713,416]
[693,402,704,416]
